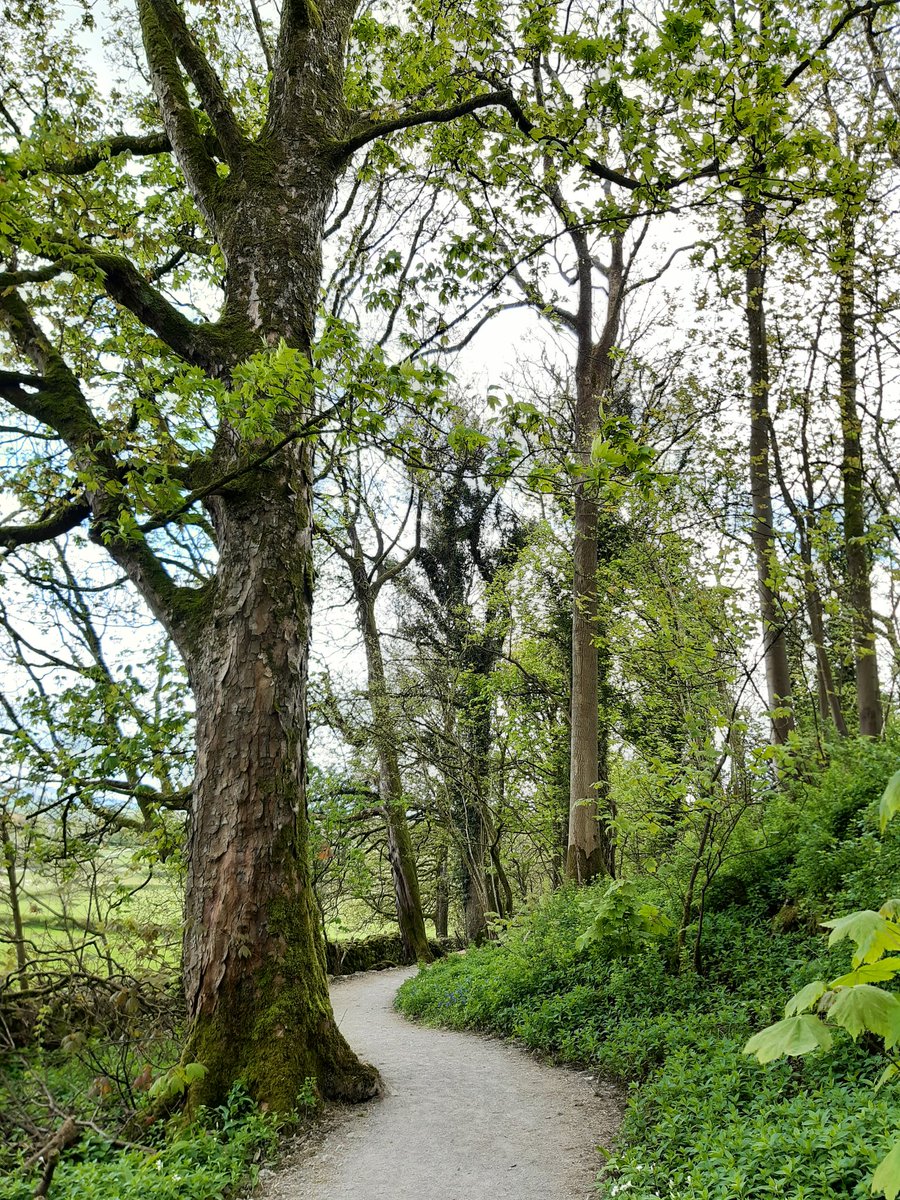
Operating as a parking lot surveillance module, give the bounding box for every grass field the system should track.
[3,842,183,980]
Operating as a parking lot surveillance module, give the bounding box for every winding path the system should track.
[257,966,623,1200]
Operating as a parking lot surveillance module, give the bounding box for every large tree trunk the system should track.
[180,446,379,1110]
[352,564,432,963]
[838,212,883,737]
[744,200,795,745]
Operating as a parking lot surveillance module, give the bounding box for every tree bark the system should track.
[134,0,381,1110]
[769,393,847,737]
[837,211,883,737]
[434,843,449,938]
[180,446,378,1109]
[744,199,795,745]
[2,818,28,984]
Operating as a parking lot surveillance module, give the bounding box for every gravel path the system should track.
[256,966,623,1200]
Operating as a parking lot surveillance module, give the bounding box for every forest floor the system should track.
[254,966,624,1200]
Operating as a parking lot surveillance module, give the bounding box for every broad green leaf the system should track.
[743,1015,832,1063]
[880,770,900,833]
[872,1139,900,1200]
[882,900,900,920]
[183,1062,208,1084]
[828,985,900,1044]
[785,980,827,1016]
[824,911,900,966]
[831,960,900,987]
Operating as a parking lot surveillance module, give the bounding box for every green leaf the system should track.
[827,985,900,1044]
[880,769,900,833]
[872,1139,900,1200]
[875,1063,899,1093]
[743,1014,832,1063]
[824,911,900,966]
[182,1062,208,1084]
[830,959,900,987]
[785,980,827,1016]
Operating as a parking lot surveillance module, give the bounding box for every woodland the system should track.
[2,0,900,1196]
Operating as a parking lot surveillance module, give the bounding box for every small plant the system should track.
[575,879,672,956]
[296,1076,319,1110]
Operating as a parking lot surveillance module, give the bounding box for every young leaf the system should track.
[743,1014,832,1063]
[831,959,900,988]
[824,911,900,966]
[875,1063,900,1093]
[872,1139,900,1200]
[785,980,827,1016]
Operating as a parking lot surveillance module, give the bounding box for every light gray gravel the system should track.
[255,966,623,1200]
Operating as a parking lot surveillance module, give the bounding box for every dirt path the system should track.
[256,967,623,1200]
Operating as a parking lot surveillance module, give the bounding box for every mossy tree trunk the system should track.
[179,447,379,1109]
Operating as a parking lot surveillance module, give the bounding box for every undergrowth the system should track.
[0,1081,285,1200]
[397,886,900,1198]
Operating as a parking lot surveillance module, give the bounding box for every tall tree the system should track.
[0,0,515,1109]
[744,197,796,744]
[318,457,433,962]
[836,204,884,736]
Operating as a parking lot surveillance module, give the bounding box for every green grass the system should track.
[3,846,183,980]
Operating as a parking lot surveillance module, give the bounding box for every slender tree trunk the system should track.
[744,199,794,744]
[838,212,883,737]
[352,568,432,963]
[567,236,623,881]
[769,405,847,736]
[2,819,28,985]
[434,843,449,938]
[459,800,490,942]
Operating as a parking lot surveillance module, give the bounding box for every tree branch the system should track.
[23,131,174,177]
[0,499,91,552]
[342,91,517,155]
[783,0,900,89]
[88,251,227,368]
[146,0,247,165]
[136,0,227,227]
